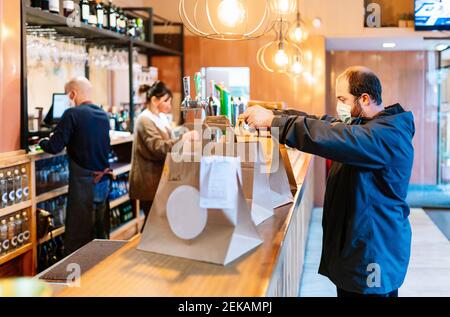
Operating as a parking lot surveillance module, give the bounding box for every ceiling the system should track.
[117,0,450,52]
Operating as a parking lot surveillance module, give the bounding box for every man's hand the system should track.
[242,105,275,129]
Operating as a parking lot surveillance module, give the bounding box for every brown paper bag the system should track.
[258,136,295,208]
[137,152,263,266]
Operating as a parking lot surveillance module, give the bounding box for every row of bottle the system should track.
[0,211,31,256]
[110,202,134,230]
[35,156,69,195]
[109,173,129,201]
[38,236,64,273]
[182,74,248,127]
[108,106,130,132]
[37,195,67,229]
[30,0,146,40]
[0,167,30,209]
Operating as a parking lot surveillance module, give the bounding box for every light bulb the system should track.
[293,26,303,43]
[274,0,292,15]
[291,60,303,75]
[217,0,246,28]
[274,49,289,67]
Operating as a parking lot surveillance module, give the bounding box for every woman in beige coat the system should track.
[129,81,196,222]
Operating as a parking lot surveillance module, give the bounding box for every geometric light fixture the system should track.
[287,0,309,44]
[257,19,302,75]
[179,0,297,41]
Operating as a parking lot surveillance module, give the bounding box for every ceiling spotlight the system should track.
[312,17,322,29]
[382,42,396,49]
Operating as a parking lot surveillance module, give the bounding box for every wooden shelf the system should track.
[38,226,65,245]
[25,6,182,56]
[0,244,33,266]
[0,201,32,218]
[110,219,137,240]
[36,185,69,204]
[111,163,131,177]
[110,194,130,209]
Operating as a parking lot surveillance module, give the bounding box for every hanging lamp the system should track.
[179,0,297,41]
[257,19,302,74]
[287,0,309,44]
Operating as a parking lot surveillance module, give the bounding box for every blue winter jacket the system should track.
[272,104,415,294]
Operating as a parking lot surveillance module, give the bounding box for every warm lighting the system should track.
[382,42,396,48]
[312,17,322,29]
[270,0,296,16]
[217,0,246,28]
[274,47,289,67]
[257,19,302,75]
[288,10,309,44]
[179,0,275,40]
[290,55,303,76]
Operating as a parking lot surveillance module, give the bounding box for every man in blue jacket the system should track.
[243,66,415,297]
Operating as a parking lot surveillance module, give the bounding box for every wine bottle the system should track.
[63,0,75,17]
[49,0,60,14]
[41,0,50,12]
[96,0,104,29]
[108,1,117,32]
[31,0,42,9]
[80,0,90,24]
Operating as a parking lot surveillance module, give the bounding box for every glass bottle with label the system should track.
[31,0,42,9]
[88,0,98,26]
[108,1,117,32]
[102,5,108,29]
[41,0,50,12]
[0,172,7,209]
[96,0,104,29]
[22,212,30,243]
[14,169,22,204]
[63,0,75,17]
[6,171,15,207]
[49,0,60,14]
[7,217,17,251]
[127,18,137,38]
[80,0,90,24]
[21,168,29,202]
[0,219,8,255]
[15,214,23,247]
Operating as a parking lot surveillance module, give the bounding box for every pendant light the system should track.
[256,19,302,74]
[287,0,309,44]
[179,0,297,41]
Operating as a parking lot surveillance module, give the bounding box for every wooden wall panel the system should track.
[327,51,438,185]
[0,0,21,153]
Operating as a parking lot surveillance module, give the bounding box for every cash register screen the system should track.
[52,93,71,120]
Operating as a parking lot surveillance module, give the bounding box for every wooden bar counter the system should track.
[45,152,314,297]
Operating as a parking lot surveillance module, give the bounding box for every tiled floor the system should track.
[299,208,450,297]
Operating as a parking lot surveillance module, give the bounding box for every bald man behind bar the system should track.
[40,77,111,256]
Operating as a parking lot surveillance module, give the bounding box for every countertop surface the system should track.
[50,151,311,297]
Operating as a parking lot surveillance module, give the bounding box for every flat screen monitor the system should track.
[52,93,71,120]
[415,0,450,30]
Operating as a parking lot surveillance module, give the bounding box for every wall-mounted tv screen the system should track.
[415,0,450,30]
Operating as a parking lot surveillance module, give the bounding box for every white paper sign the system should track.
[200,156,241,210]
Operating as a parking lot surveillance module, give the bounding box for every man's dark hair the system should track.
[341,67,383,105]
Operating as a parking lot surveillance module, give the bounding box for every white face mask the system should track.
[336,101,352,124]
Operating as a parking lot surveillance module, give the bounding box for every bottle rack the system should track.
[0,152,35,277]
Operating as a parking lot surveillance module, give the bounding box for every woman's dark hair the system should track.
[139,80,173,103]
